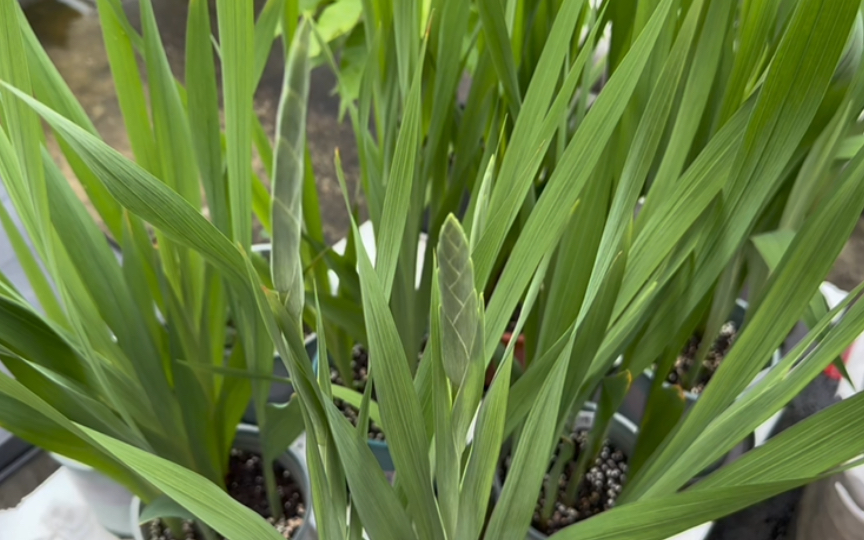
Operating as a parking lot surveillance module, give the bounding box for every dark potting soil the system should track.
[331,345,386,442]
[665,321,738,394]
[502,431,629,536]
[146,449,306,540]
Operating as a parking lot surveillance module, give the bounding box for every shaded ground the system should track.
[25,0,360,244]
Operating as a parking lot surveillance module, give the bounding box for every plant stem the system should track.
[334,342,355,392]
[682,350,706,390]
[540,437,575,524]
[198,522,219,540]
[684,330,713,390]
[264,456,281,519]
[164,517,185,538]
[563,437,590,506]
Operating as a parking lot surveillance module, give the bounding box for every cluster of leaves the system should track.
[0,0,861,539]
[291,0,865,537]
[0,0,316,533]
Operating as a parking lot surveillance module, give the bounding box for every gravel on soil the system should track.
[502,430,629,536]
[331,345,386,441]
[145,448,305,539]
[666,321,737,394]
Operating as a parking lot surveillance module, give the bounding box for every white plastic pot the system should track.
[796,285,865,540]
[796,475,864,540]
[49,453,134,537]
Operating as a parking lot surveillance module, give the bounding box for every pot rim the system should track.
[130,424,313,540]
[49,452,94,472]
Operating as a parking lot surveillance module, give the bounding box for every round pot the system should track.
[310,350,394,475]
[618,299,783,426]
[796,474,864,540]
[50,453,134,537]
[495,403,647,540]
[495,404,720,539]
[131,424,314,540]
[242,333,318,425]
[368,439,394,475]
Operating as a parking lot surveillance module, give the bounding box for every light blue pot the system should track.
[311,348,394,474]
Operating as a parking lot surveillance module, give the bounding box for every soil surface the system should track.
[501,430,629,536]
[330,345,386,441]
[145,448,305,539]
[666,321,738,394]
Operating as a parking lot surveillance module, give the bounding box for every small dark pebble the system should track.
[665,321,737,394]
[331,345,387,441]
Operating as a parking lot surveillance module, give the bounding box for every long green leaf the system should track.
[645,0,735,206]
[0,0,48,245]
[691,0,861,321]
[351,216,444,540]
[548,481,828,540]
[0,143,63,320]
[95,0,157,171]
[84,428,286,540]
[456,330,512,540]
[647,294,864,495]
[140,0,201,206]
[216,0,255,247]
[478,0,522,118]
[1,85,249,286]
[253,0,288,85]
[484,324,573,540]
[186,0,227,234]
[627,152,863,499]
[472,0,590,287]
[482,0,674,355]
[16,5,123,238]
[0,370,156,499]
[325,404,418,540]
[373,36,425,299]
[695,394,864,490]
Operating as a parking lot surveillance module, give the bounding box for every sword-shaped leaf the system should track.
[216,0,254,247]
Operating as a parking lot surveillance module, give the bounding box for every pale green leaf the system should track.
[272,21,310,322]
[438,215,482,387]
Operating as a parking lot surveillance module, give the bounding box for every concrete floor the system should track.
[0,453,58,510]
[1,1,863,538]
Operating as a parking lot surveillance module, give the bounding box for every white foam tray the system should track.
[0,467,121,540]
